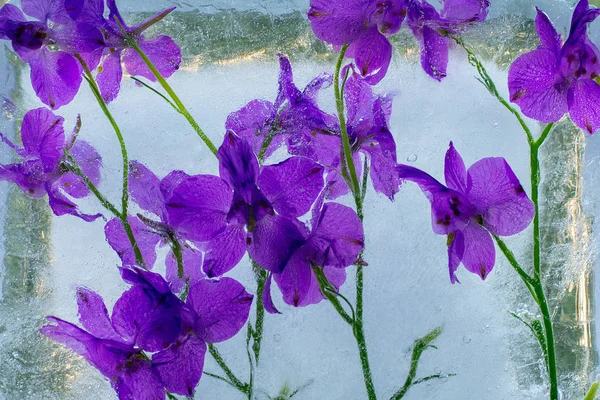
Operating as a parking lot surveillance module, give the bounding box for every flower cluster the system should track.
[0,0,181,108]
[308,0,489,83]
[4,0,593,397]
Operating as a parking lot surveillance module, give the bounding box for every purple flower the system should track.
[0,1,103,108]
[0,108,102,221]
[508,0,600,134]
[226,54,337,162]
[308,0,406,84]
[104,161,204,291]
[406,0,489,80]
[397,142,534,283]
[263,200,364,309]
[43,268,252,398]
[166,132,325,277]
[67,0,181,102]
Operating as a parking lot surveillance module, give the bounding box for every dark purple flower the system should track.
[166,132,325,277]
[397,142,534,283]
[0,1,103,108]
[67,0,181,102]
[0,107,102,221]
[308,0,406,84]
[264,200,364,309]
[508,0,600,134]
[104,161,204,291]
[406,0,489,80]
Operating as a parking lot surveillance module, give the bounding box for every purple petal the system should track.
[41,317,129,379]
[297,264,347,307]
[460,222,495,280]
[248,214,306,273]
[225,99,279,158]
[441,0,489,23]
[310,202,364,268]
[28,49,82,109]
[122,35,181,81]
[273,247,313,307]
[466,157,534,236]
[96,50,123,104]
[165,246,204,293]
[420,26,448,81]
[22,0,71,24]
[114,359,165,400]
[0,5,26,40]
[64,0,104,22]
[217,132,259,201]
[1,161,48,197]
[166,175,232,243]
[346,26,392,85]
[202,224,246,277]
[21,108,64,172]
[275,54,301,107]
[568,78,600,134]
[444,141,467,193]
[535,8,562,54]
[112,281,183,352]
[46,182,103,221]
[258,157,324,218]
[57,140,102,198]
[344,72,374,129]
[153,335,206,397]
[508,48,567,123]
[160,170,191,204]
[128,160,167,219]
[76,287,120,340]
[308,0,369,45]
[302,72,333,101]
[262,273,281,314]
[187,278,253,343]
[362,127,400,200]
[448,229,465,284]
[104,217,161,267]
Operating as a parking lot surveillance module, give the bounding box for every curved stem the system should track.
[207,343,249,395]
[115,20,218,155]
[251,262,268,364]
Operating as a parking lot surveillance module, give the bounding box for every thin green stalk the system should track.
[115,19,217,155]
[493,235,538,303]
[390,327,444,400]
[584,382,600,400]
[130,77,180,112]
[354,265,376,400]
[203,371,236,387]
[170,236,184,279]
[65,156,145,268]
[75,55,131,217]
[207,343,249,394]
[312,264,354,326]
[529,126,558,400]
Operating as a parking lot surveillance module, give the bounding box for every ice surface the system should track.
[0,0,598,399]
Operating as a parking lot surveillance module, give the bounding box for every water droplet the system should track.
[435,305,443,312]
[426,384,433,392]
[434,367,442,374]
[407,153,418,162]
[273,334,281,342]
[440,376,449,384]
[462,335,472,344]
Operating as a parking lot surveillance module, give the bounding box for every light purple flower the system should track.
[406,0,489,81]
[67,0,181,102]
[166,132,325,277]
[42,268,253,398]
[397,142,534,283]
[308,0,405,84]
[104,161,204,291]
[0,107,102,221]
[264,200,364,309]
[508,0,600,134]
[0,1,103,108]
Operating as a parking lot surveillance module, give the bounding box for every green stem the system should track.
[529,126,558,400]
[390,327,443,400]
[115,20,218,155]
[170,236,184,279]
[207,343,249,394]
[332,46,375,399]
[334,45,360,200]
[75,55,131,217]
[312,264,354,326]
[251,263,268,364]
[493,235,538,303]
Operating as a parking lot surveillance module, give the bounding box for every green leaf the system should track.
[584,382,600,400]
[510,312,548,371]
